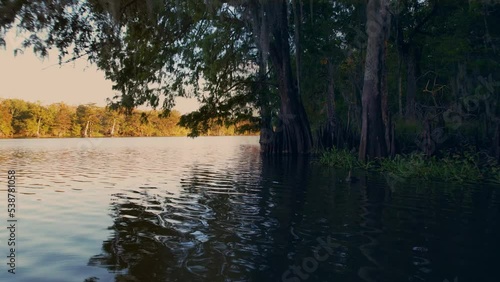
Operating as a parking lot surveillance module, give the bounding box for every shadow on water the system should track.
[86,149,500,282]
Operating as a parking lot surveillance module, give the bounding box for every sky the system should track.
[0,30,199,114]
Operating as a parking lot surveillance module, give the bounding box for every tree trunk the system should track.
[246,0,274,153]
[395,5,403,118]
[326,59,336,126]
[84,120,89,137]
[111,118,116,136]
[422,119,433,157]
[269,48,312,154]
[257,59,274,154]
[456,62,468,98]
[36,117,41,137]
[493,122,500,162]
[264,0,312,154]
[398,58,403,117]
[324,58,337,149]
[381,39,393,157]
[316,58,338,150]
[259,105,274,154]
[405,46,417,119]
[292,0,302,98]
[359,0,390,161]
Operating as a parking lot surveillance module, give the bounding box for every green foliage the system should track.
[0,99,195,138]
[379,153,481,183]
[320,148,357,169]
[49,103,74,137]
[0,100,13,137]
[320,146,500,184]
[0,98,256,138]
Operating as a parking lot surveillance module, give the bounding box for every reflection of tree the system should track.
[357,176,389,282]
[87,148,360,281]
[88,195,180,281]
[90,156,500,281]
[87,146,285,281]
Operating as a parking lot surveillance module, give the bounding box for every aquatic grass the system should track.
[319,148,358,169]
[319,147,500,184]
[380,153,487,183]
[319,147,376,170]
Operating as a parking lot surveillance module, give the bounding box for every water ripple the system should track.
[1,137,499,282]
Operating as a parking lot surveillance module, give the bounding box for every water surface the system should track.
[0,137,498,282]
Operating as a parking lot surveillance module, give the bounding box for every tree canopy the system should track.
[1,0,499,159]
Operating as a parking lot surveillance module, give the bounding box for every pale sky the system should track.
[0,30,199,114]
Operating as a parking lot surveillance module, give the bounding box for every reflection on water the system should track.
[0,137,499,282]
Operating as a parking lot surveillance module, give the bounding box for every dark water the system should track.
[0,137,498,282]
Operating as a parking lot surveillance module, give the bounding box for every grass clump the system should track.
[319,148,358,169]
[319,147,500,184]
[379,153,482,183]
[319,148,376,170]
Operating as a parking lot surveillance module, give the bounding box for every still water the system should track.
[0,137,498,282]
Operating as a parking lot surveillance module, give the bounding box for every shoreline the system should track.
[0,134,260,140]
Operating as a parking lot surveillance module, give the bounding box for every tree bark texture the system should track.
[254,0,313,154]
[405,46,417,119]
[359,0,391,161]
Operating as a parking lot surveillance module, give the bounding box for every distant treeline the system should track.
[0,99,255,138]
